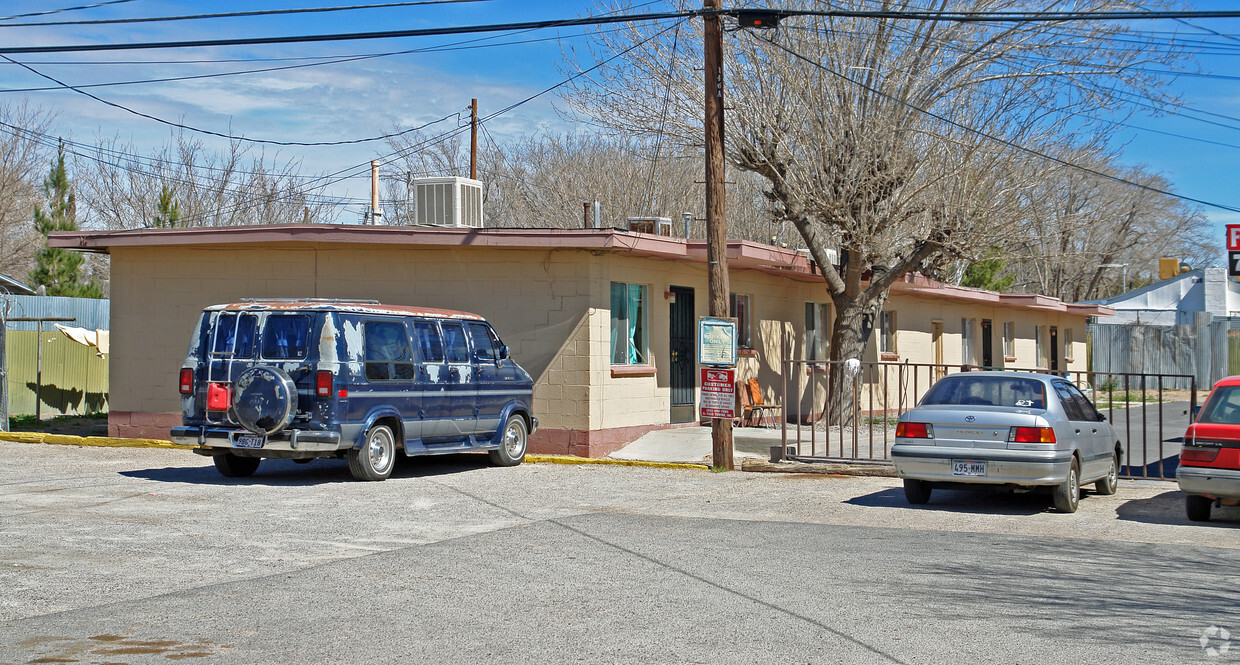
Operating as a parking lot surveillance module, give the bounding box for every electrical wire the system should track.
[748,30,1240,213]
[0,0,133,22]
[0,0,493,27]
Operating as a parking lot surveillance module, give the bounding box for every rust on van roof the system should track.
[204,299,485,321]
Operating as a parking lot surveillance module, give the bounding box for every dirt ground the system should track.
[7,414,108,437]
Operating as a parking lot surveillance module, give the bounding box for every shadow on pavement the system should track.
[845,486,1054,515]
[119,453,493,486]
[1116,489,1240,527]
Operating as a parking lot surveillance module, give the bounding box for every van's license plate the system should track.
[235,435,265,449]
[952,460,986,477]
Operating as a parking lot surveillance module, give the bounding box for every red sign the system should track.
[1229,224,1240,251]
[700,368,735,419]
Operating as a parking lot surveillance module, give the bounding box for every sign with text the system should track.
[1229,224,1240,251]
[698,316,737,367]
[700,368,736,420]
[1231,251,1240,278]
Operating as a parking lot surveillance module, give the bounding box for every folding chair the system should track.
[746,378,782,429]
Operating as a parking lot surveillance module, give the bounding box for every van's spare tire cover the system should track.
[233,366,297,435]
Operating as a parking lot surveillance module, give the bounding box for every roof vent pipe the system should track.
[682,211,692,239]
[592,201,601,229]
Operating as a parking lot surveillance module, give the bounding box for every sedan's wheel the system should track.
[1186,494,1213,522]
[488,415,528,467]
[1052,457,1081,513]
[214,453,260,478]
[1095,450,1120,496]
[903,478,932,505]
[349,424,396,481]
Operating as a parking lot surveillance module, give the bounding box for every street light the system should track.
[1099,263,1128,293]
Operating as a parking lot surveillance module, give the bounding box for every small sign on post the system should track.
[700,368,736,420]
[698,316,737,367]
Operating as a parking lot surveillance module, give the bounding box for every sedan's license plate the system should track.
[235,434,265,449]
[952,460,986,477]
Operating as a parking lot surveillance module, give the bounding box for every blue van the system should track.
[170,299,536,481]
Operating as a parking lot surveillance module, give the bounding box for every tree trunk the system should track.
[824,294,885,425]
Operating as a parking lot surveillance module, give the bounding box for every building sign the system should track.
[700,368,736,420]
[1230,225,1240,277]
[698,316,737,366]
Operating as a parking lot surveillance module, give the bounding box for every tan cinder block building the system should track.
[50,225,1110,457]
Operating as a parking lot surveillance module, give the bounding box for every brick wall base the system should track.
[109,411,182,440]
[111,411,688,459]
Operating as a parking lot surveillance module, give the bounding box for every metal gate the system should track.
[779,358,1197,481]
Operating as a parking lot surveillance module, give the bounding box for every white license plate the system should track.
[235,434,265,449]
[952,460,986,477]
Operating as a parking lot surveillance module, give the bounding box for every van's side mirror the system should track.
[499,345,510,360]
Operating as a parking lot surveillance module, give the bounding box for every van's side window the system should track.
[467,322,499,362]
[441,322,471,363]
[365,321,414,381]
[413,320,444,363]
[262,315,311,360]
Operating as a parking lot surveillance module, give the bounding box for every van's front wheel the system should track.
[489,415,527,467]
[349,424,396,481]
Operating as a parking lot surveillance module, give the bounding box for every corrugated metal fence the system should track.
[1089,312,1228,390]
[2,295,110,417]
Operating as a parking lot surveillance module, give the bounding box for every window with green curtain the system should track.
[610,282,648,364]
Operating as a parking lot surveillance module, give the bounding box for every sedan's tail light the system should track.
[1181,446,1220,463]
[316,370,333,398]
[896,422,933,438]
[179,368,194,395]
[1009,426,1056,443]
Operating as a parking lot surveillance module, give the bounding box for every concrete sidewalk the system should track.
[609,424,790,464]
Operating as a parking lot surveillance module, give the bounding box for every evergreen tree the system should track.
[29,140,102,298]
[150,185,180,228]
[961,252,1016,292]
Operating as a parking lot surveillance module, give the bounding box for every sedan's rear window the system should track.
[1197,385,1240,424]
[261,315,312,360]
[921,376,1046,409]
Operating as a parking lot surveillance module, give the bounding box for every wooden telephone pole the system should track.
[470,98,478,180]
[704,0,733,470]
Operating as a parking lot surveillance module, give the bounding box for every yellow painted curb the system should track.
[525,454,710,471]
[0,432,196,450]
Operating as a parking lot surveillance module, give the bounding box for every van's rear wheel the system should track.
[489,415,527,467]
[214,453,260,478]
[349,424,396,481]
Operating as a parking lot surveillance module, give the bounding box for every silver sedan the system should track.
[891,372,1122,513]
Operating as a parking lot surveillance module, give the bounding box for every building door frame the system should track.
[981,319,993,369]
[669,286,696,423]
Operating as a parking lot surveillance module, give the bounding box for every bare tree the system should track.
[565,0,1189,386]
[78,130,334,231]
[1000,148,1213,300]
[0,101,54,281]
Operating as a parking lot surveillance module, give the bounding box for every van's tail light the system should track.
[179,368,194,395]
[316,370,333,398]
[1009,426,1056,443]
[896,422,933,438]
[1182,445,1220,463]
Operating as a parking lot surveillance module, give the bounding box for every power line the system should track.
[0,0,493,27]
[749,31,1240,214]
[0,10,696,54]
[0,0,134,22]
[0,53,466,146]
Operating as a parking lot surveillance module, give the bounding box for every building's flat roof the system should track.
[48,224,1113,317]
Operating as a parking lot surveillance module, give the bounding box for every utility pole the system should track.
[370,160,381,225]
[470,98,479,180]
[704,0,733,470]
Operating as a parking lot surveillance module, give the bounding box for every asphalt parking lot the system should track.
[1,442,1238,664]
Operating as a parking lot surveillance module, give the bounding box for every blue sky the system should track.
[1,0,1239,263]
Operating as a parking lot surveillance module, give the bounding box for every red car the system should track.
[1178,376,1240,521]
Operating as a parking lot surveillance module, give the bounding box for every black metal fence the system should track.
[779,359,1197,481]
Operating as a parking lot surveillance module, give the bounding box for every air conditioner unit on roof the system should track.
[413,176,483,228]
[627,216,672,236]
